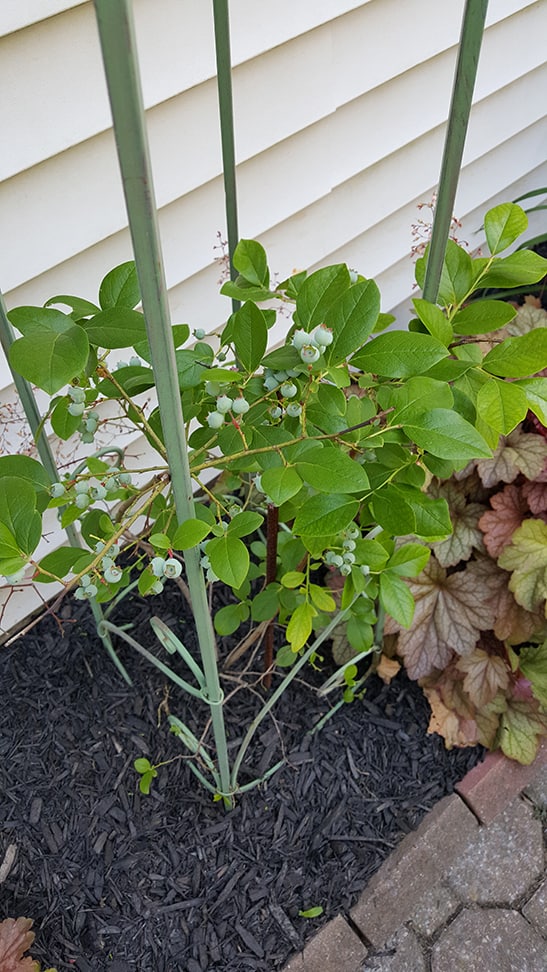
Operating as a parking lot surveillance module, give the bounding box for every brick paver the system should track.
[361,927,425,971]
[431,908,547,972]
[523,878,547,937]
[456,739,547,823]
[282,915,366,972]
[408,882,460,938]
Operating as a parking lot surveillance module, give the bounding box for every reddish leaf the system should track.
[456,647,510,708]
[492,584,547,644]
[478,484,528,558]
[422,684,479,749]
[522,458,547,514]
[0,918,39,972]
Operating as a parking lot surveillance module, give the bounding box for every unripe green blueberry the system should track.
[74,481,90,495]
[313,325,333,347]
[206,567,219,583]
[299,344,321,364]
[68,402,85,417]
[280,382,297,398]
[109,543,121,558]
[269,406,282,420]
[80,431,95,444]
[286,402,302,418]
[349,268,359,284]
[331,554,344,568]
[253,475,263,493]
[216,395,233,414]
[4,568,26,584]
[291,329,309,350]
[324,551,337,565]
[274,371,289,382]
[50,482,66,498]
[115,360,129,370]
[105,477,119,493]
[207,410,225,429]
[343,539,356,551]
[228,504,241,518]
[200,555,211,570]
[194,328,206,340]
[343,552,356,565]
[151,556,166,578]
[75,493,89,510]
[95,541,106,553]
[340,563,352,576]
[89,484,107,501]
[360,564,371,576]
[263,373,279,392]
[205,380,221,397]
[163,558,182,579]
[80,574,93,588]
[231,397,250,415]
[216,351,227,362]
[85,418,98,433]
[104,565,123,584]
[101,556,115,571]
[129,355,142,367]
[150,579,164,594]
[346,525,360,540]
[118,472,132,485]
[68,386,86,404]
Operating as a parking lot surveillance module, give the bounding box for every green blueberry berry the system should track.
[206,567,219,583]
[216,395,233,413]
[273,371,289,382]
[109,543,121,557]
[194,328,206,340]
[74,481,90,495]
[253,475,263,493]
[280,382,297,399]
[313,325,333,347]
[89,484,107,501]
[151,556,166,578]
[291,329,309,350]
[343,539,356,551]
[118,472,132,485]
[286,403,302,418]
[4,568,26,584]
[80,574,93,588]
[129,356,142,367]
[68,386,86,404]
[340,563,352,576]
[80,431,95,444]
[163,558,182,579]
[324,551,337,565]
[150,579,164,594]
[105,477,120,493]
[115,360,129,370]
[207,411,225,429]
[200,555,211,570]
[346,525,360,540]
[299,344,321,364]
[216,351,227,362]
[205,380,221,396]
[231,397,250,415]
[263,373,279,392]
[85,419,98,433]
[68,402,85,417]
[101,556,115,571]
[269,406,282,420]
[94,541,106,553]
[75,494,89,510]
[343,552,356,564]
[104,565,123,584]
[331,554,344,568]
[360,564,370,576]
[349,268,359,284]
[50,482,66,498]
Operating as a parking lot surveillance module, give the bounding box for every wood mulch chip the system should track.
[0,584,484,970]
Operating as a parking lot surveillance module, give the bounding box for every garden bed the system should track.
[0,584,483,972]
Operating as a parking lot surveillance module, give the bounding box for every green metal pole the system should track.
[93,0,232,802]
[212,0,239,302]
[0,291,131,683]
[422,0,489,303]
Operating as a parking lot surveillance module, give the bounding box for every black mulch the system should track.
[0,583,484,972]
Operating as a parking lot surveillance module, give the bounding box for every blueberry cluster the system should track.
[324,524,362,576]
[67,387,100,445]
[50,471,132,511]
[148,556,183,594]
[74,540,122,600]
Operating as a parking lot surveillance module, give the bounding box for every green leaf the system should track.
[436,239,473,307]
[82,308,146,349]
[0,478,41,556]
[44,294,100,318]
[286,601,316,651]
[380,571,415,628]
[9,324,89,394]
[292,494,360,537]
[96,365,155,398]
[402,409,491,460]
[261,467,303,505]
[482,329,547,378]
[232,302,268,373]
[251,584,280,621]
[498,700,546,765]
[214,602,249,636]
[99,261,140,310]
[479,250,547,289]
[296,264,351,329]
[377,376,453,420]
[317,382,347,416]
[325,279,381,364]
[232,239,269,288]
[35,547,94,583]
[0,523,23,563]
[50,398,83,439]
[498,519,547,611]
[308,583,336,612]
[134,757,153,774]
[388,543,431,577]
[149,533,172,550]
[519,642,547,708]
[175,348,211,388]
[207,534,249,588]
[398,489,452,541]
[133,323,190,361]
[226,511,264,538]
[298,906,324,919]
[296,446,369,493]
[476,379,528,435]
[412,299,453,346]
[0,456,51,513]
[352,332,448,378]
[371,489,416,536]
[452,299,517,335]
[172,519,212,550]
[220,280,272,302]
[354,539,390,571]
[514,378,547,424]
[281,571,305,589]
[8,305,76,336]
[484,203,528,255]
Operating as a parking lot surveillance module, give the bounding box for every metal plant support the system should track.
[0,0,489,801]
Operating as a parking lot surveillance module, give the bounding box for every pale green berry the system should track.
[75,494,89,510]
[207,411,225,429]
[80,574,93,588]
[163,558,182,579]
[74,481,89,495]
[331,554,344,568]
[200,555,211,569]
[80,431,95,444]
[263,373,279,392]
[324,551,337,565]
[300,344,320,364]
[228,504,241,518]
[50,482,66,498]
[89,484,107,501]
[274,371,289,382]
[105,477,119,493]
[194,328,206,340]
[231,397,250,415]
[75,582,97,599]
[150,579,164,594]
[343,552,356,565]
[349,269,359,284]
[115,360,129,370]
[85,418,98,433]
[269,406,282,420]
[104,565,123,584]
[206,567,219,583]
[118,472,132,485]
[216,395,233,414]
[101,556,115,571]
[340,563,352,576]
[360,564,370,576]
[129,355,142,367]
[313,326,333,347]
[109,544,121,557]
[346,525,360,540]
[205,380,221,396]
[151,557,166,578]
[4,568,26,584]
[280,382,297,399]
[68,386,86,404]
[217,351,227,362]
[286,403,302,418]
[74,587,87,600]
[291,329,309,350]
[95,541,106,553]
[68,402,85,417]
[253,475,263,493]
[343,539,356,551]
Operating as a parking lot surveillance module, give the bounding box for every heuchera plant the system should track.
[1,202,547,792]
[0,917,56,972]
[385,297,547,764]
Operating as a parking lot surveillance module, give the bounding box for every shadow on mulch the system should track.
[0,586,484,972]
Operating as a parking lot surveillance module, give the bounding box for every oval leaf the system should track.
[353,332,448,378]
[402,409,491,460]
[9,325,89,394]
[207,535,249,588]
[292,494,359,537]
